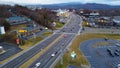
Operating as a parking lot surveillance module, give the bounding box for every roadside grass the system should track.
[19,36,43,50]
[0,50,7,55]
[55,22,65,29]
[55,33,120,68]
[42,31,53,37]
[10,24,27,31]
[20,33,64,68]
[0,30,53,64]
[0,36,43,64]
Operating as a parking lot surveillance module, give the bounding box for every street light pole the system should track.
[33,22,36,39]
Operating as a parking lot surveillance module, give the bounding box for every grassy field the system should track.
[55,22,65,29]
[10,24,27,31]
[19,36,43,50]
[55,33,120,68]
[42,31,53,37]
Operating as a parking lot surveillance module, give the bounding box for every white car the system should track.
[51,51,58,57]
[35,62,41,67]
[118,64,120,68]
[116,43,120,47]
[51,53,55,57]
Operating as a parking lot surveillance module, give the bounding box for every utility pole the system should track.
[33,22,36,39]
[16,31,21,46]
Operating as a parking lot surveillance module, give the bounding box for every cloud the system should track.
[0,0,120,5]
[36,0,80,4]
[108,1,120,5]
[1,0,37,4]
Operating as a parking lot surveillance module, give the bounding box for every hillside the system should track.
[26,3,120,9]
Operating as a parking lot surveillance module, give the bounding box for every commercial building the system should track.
[6,16,31,25]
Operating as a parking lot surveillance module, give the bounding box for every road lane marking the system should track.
[20,33,64,68]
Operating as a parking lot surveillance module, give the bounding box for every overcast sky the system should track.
[0,0,120,5]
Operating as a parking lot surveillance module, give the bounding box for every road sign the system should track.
[71,51,76,60]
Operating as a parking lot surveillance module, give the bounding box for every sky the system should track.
[0,0,120,5]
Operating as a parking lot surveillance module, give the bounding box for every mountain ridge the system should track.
[26,3,120,10]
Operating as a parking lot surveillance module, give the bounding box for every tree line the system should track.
[0,4,57,31]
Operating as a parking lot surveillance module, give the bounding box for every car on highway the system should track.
[116,43,120,47]
[118,64,120,68]
[35,62,41,68]
[51,51,58,57]
[104,38,108,41]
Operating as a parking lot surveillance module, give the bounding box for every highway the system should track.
[29,34,75,68]
[29,12,83,68]
[1,34,61,68]
[0,12,83,68]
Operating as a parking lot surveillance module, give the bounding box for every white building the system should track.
[0,26,5,34]
[55,9,69,17]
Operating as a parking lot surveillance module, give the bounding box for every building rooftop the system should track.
[6,16,31,25]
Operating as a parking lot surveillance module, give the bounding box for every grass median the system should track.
[55,22,65,29]
[55,33,120,68]
[19,36,43,50]
[42,31,53,37]
[20,33,64,68]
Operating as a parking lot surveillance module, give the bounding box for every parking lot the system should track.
[0,42,22,61]
[96,43,120,68]
[80,38,120,68]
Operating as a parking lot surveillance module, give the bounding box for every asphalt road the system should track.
[80,38,120,68]
[0,12,83,68]
[0,42,22,61]
[58,13,82,34]
[29,34,75,68]
[0,34,61,68]
[29,12,83,68]
[82,27,120,34]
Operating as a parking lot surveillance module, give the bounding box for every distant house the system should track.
[79,9,84,14]
[96,17,114,26]
[6,16,31,25]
